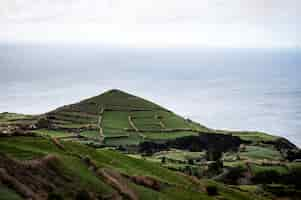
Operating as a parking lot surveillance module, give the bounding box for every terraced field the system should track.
[1,90,280,147]
[40,89,211,146]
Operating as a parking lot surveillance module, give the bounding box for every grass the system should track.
[222,131,278,142]
[152,149,205,161]
[0,112,33,122]
[103,127,129,138]
[40,89,212,146]
[250,164,289,175]
[161,114,190,129]
[102,111,131,129]
[32,129,73,137]
[104,132,143,146]
[0,136,65,160]
[85,89,165,110]
[0,89,295,199]
[0,136,274,200]
[0,185,23,200]
[238,185,260,193]
[143,131,199,140]
[36,89,280,146]
[55,124,88,129]
[287,162,301,171]
[79,130,100,139]
[51,113,96,124]
[240,146,282,160]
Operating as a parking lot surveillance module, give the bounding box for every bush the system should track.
[223,166,246,185]
[282,167,301,188]
[188,159,194,165]
[206,150,222,161]
[252,170,280,184]
[161,156,166,164]
[47,192,64,200]
[75,190,92,200]
[206,185,218,196]
[36,117,52,129]
[207,160,223,175]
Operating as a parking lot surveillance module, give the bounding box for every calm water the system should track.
[0,44,300,146]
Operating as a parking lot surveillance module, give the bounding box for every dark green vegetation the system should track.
[31,89,212,146]
[0,136,267,200]
[0,89,300,200]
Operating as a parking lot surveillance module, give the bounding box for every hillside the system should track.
[0,89,300,200]
[0,136,274,200]
[35,89,211,146]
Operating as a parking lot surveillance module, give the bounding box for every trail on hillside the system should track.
[128,115,145,140]
[97,106,105,144]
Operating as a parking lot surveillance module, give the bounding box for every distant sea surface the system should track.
[0,44,300,146]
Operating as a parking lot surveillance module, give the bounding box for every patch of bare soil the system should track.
[0,154,69,200]
[51,137,66,151]
[96,168,139,200]
[125,175,168,191]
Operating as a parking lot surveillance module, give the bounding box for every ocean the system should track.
[0,44,300,146]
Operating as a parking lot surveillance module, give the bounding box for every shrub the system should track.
[47,192,64,200]
[188,159,194,165]
[36,117,52,129]
[161,156,166,164]
[207,160,223,175]
[206,150,222,161]
[282,167,301,188]
[75,190,92,200]
[223,166,246,185]
[206,185,218,196]
[252,170,280,184]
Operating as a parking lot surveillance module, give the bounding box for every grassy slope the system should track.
[216,130,279,142]
[1,90,298,199]
[0,113,37,128]
[1,90,281,145]
[42,89,212,146]
[0,136,267,200]
[0,185,23,200]
[240,145,282,160]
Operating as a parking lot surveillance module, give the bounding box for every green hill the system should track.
[0,89,279,146]
[38,89,211,146]
[0,89,300,200]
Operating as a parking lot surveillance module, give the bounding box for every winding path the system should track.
[128,116,145,140]
[98,106,105,144]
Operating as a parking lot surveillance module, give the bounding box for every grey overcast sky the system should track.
[0,0,300,47]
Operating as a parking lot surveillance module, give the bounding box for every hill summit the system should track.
[78,89,166,111]
[43,89,208,146]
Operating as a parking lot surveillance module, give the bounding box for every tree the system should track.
[206,149,222,161]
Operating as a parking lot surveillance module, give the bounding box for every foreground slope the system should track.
[0,136,267,200]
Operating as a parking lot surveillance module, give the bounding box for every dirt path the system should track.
[97,106,105,144]
[51,137,66,151]
[245,162,253,177]
[154,114,166,129]
[97,168,139,200]
[128,116,145,140]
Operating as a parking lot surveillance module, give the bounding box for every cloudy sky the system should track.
[0,0,300,47]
